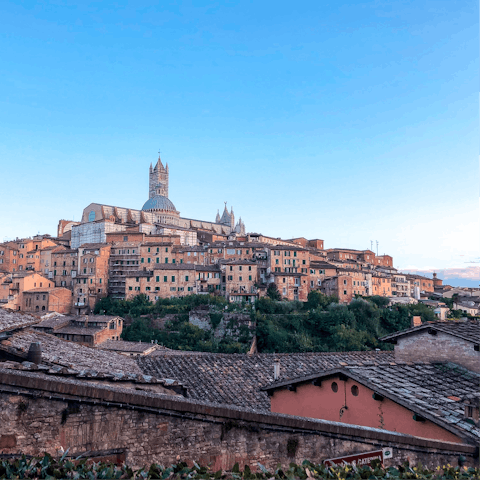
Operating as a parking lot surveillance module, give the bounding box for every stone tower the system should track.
[149,156,169,199]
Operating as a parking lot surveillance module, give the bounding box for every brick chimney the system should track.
[273,359,280,381]
[411,316,422,328]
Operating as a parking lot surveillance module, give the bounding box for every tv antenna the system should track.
[376,240,379,256]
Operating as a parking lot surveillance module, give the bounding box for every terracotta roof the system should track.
[33,316,70,330]
[264,362,480,443]
[53,326,103,336]
[138,351,394,411]
[380,320,480,345]
[3,330,142,375]
[0,311,39,334]
[98,340,167,354]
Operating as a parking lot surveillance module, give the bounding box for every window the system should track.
[136,277,139,282]
[351,385,359,396]
[148,247,151,252]
[239,276,242,281]
[343,290,347,295]
[141,258,144,263]
[343,280,347,285]
[123,236,128,241]
[164,276,167,282]
[228,275,233,281]
[185,275,189,281]
[156,276,160,282]
[148,257,151,263]
[171,276,175,282]
[282,287,286,295]
[331,382,338,393]
[249,275,252,281]
[283,278,286,283]
[88,210,96,222]
[165,258,168,263]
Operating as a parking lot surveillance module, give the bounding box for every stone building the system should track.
[71,156,247,248]
[22,287,72,314]
[51,247,78,288]
[223,260,258,303]
[73,244,111,314]
[125,265,197,300]
[0,272,54,311]
[0,236,58,274]
[32,314,124,346]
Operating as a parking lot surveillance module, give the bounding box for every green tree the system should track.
[266,283,281,301]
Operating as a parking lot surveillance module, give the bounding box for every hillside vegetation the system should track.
[94,292,437,353]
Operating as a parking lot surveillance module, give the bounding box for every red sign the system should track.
[323,448,392,467]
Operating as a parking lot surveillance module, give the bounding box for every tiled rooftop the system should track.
[138,351,394,411]
[98,339,168,354]
[2,330,142,375]
[380,319,480,344]
[0,311,39,334]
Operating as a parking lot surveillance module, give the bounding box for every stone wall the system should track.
[0,369,477,470]
[394,331,480,373]
[189,308,253,341]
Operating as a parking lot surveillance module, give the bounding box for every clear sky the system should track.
[0,0,478,272]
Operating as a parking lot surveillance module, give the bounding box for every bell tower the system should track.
[149,155,169,199]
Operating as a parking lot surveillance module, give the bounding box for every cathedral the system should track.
[70,155,246,248]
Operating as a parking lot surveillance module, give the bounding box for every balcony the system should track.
[74,302,85,307]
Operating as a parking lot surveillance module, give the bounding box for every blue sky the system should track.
[0,0,478,273]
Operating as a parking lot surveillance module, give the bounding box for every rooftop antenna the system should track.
[376,240,379,256]
[370,240,373,251]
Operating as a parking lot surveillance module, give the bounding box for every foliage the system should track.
[266,283,281,301]
[0,454,478,479]
[306,290,338,310]
[98,291,442,354]
[95,294,228,318]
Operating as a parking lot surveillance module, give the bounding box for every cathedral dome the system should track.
[141,195,177,212]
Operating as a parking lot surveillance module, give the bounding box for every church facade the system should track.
[71,156,246,249]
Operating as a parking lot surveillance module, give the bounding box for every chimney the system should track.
[273,358,280,381]
[27,342,42,364]
[411,316,422,327]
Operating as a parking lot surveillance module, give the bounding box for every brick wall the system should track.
[394,331,480,373]
[0,370,476,469]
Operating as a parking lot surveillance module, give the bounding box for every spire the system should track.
[149,162,153,172]
[156,150,164,171]
[166,162,169,172]
[215,209,220,223]
[223,202,228,213]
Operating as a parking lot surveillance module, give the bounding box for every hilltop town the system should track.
[2,156,478,318]
[1,156,479,470]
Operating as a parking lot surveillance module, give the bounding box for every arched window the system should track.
[41,306,46,311]
[35,306,39,312]
[88,210,96,222]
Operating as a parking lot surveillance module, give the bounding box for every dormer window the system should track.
[464,403,479,424]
